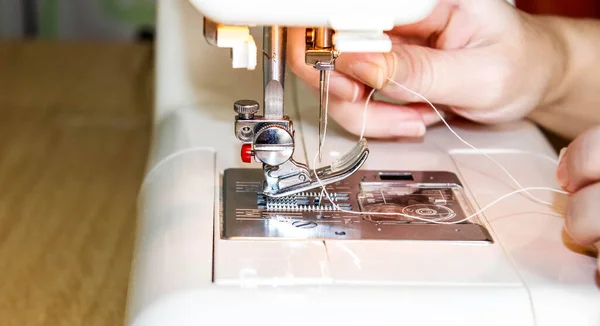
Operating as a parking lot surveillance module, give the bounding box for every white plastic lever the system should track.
[215,26,257,70]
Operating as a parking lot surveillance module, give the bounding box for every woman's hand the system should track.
[287,0,567,138]
[557,125,600,271]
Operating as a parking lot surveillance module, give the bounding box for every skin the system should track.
[557,126,600,273]
[287,0,600,271]
[557,127,600,244]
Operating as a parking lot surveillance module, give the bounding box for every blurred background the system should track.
[518,0,600,17]
[0,0,155,39]
[0,1,598,326]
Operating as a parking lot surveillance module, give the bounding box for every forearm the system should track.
[529,16,600,140]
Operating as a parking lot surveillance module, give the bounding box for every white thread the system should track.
[448,148,559,165]
[312,159,563,224]
[359,88,377,140]
[382,78,568,204]
[311,78,568,224]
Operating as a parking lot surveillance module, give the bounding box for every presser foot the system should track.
[262,139,369,198]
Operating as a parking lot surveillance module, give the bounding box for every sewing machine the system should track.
[125,0,600,325]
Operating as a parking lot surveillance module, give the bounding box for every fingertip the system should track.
[387,120,427,138]
[327,98,427,138]
[335,52,392,89]
[385,50,398,86]
[564,126,600,192]
[366,120,426,139]
[421,110,444,126]
[413,123,427,137]
[564,183,600,245]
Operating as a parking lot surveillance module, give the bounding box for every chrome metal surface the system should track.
[234,99,259,120]
[221,169,493,242]
[263,159,312,196]
[234,123,368,196]
[253,125,294,166]
[305,27,337,68]
[305,50,337,67]
[264,139,370,197]
[317,70,330,163]
[263,26,286,119]
[230,26,362,200]
[263,26,286,88]
[234,118,291,143]
[306,27,336,163]
[264,81,284,119]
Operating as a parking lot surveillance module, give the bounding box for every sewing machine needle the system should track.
[318,70,325,163]
[318,69,332,164]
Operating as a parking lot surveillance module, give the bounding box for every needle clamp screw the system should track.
[234,100,259,120]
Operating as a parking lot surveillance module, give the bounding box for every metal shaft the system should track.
[263,26,287,119]
[314,28,332,49]
[319,70,325,162]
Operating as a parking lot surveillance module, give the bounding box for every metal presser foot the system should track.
[263,139,369,198]
[234,98,369,198]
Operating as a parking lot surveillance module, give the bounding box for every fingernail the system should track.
[394,121,426,137]
[423,111,445,126]
[556,147,568,188]
[329,76,360,102]
[558,147,567,162]
[351,62,384,89]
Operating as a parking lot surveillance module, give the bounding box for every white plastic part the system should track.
[189,0,438,31]
[231,35,256,69]
[214,25,248,47]
[214,26,257,69]
[129,1,600,325]
[333,31,392,53]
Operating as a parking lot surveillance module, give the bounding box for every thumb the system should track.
[337,44,506,110]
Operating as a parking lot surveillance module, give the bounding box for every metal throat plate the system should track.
[221,169,493,242]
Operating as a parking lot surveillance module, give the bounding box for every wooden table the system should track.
[0,41,152,326]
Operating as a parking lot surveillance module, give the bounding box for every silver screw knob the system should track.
[234,100,259,119]
[253,125,294,166]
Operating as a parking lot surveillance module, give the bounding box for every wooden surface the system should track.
[0,41,153,326]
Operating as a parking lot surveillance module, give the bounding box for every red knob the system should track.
[241,143,253,163]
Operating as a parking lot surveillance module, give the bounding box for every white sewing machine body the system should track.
[125,1,600,325]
